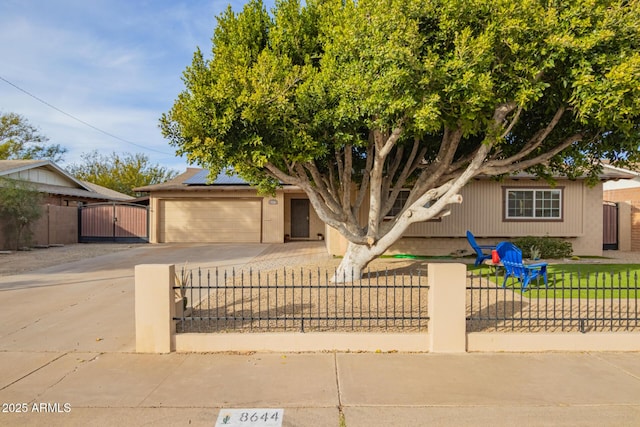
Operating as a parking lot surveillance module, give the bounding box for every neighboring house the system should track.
[136,165,634,257]
[603,165,640,251]
[0,160,133,206]
[0,160,133,248]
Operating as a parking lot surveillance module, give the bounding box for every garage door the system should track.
[159,199,262,243]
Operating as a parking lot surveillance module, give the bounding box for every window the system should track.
[386,189,440,221]
[505,188,562,220]
[388,190,410,217]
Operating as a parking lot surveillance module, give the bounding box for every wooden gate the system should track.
[79,202,149,243]
[603,201,618,250]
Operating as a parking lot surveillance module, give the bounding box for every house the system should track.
[603,165,640,251]
[134,168,324,244]
[0,160,133,206]
[328,166,635,257]
[0,160,133,248]
[135,165,634,257]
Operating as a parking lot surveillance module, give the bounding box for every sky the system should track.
[0,0,273,173]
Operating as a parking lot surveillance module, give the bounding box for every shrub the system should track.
[512,236,573,259]
[0,178,43,250]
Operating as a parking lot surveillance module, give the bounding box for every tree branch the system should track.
[378,124,404,158]
[382,137,420,217]
[408,126,463,207]
[327,159,337,199]
[342,144,353,213]
[445,102,521,175]
[302,162,344,216]
[335,147,344,191]
[480,132,583,175]
[380,145,404,217]
[486,106,567,169]
[353,143,374,215]
[265,162,301,186]
[366,122,405,245]
[405,141,492,224]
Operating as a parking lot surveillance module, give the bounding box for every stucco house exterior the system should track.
[328,169,630,257]
[136,165,633,257]
[135,168,325,244]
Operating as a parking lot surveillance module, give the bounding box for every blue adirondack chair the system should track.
[496,241,548,291]
[466,230,497,266]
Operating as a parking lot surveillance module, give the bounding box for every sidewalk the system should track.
[1,351,640,426]
[1,243,640,426]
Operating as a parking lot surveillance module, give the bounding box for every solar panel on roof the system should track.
[182,170,209,185]
[183,169,249,185]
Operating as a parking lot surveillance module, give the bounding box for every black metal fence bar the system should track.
[174,266,640,334]
[175,267,430,333]
[467,269,640,332]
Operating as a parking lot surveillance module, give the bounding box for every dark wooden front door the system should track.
[291,199,310,238]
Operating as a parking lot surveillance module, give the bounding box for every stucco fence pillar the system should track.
[427,263,467,352]
[134,263,470,354]
[135,264,176,353]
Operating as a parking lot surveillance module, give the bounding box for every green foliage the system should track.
[68,151,179,197]
[0,112,67,162]
[164,0,640,185]
[0,177,44,250]
[513,236,573,259]
[161,0,640,256]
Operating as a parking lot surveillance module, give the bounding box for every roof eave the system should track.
[0,160,95,191]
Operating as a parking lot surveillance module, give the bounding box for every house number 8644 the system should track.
[239,411,279,422]
[216,408,283,427]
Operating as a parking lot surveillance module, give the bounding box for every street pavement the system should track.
[1,242,640,426]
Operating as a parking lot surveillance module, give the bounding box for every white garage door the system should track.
[159,199,262,243]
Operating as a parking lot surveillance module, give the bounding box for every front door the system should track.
[291,199,310,238]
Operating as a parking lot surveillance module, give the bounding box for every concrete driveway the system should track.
[0,242,327,353]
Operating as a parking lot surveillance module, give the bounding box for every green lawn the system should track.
[470,263,640,298]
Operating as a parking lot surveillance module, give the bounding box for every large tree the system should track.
[69,151,179,197]
[161,0,640,279]
[0,112,67,162]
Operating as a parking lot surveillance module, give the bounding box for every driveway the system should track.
[0,242,329,353]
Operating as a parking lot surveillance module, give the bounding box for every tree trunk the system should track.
[332,241,387,282]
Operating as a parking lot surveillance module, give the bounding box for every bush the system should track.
[0,178,43,250]
[512,236,573,259]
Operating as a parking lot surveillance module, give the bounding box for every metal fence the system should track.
[467,269,640,332]
[174,267,429,333]
[174,266,640,334]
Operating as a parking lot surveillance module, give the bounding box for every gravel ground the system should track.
[0,243,144,276]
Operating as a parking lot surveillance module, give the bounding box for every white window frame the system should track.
[504,188,563,220]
